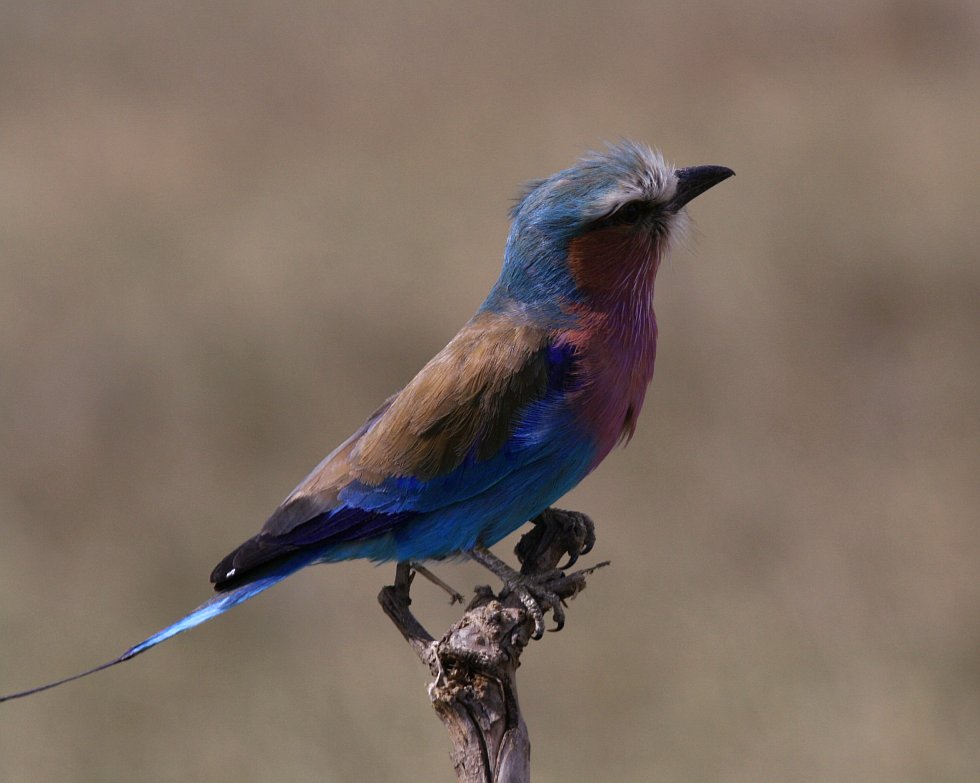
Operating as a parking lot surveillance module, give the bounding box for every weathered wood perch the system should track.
[378,508,607,783]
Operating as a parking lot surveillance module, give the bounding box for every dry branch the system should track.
[379,508,607,783]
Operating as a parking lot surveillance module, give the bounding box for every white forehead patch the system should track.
[582,142,678,218]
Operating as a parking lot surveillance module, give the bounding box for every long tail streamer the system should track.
[0,553,315,703]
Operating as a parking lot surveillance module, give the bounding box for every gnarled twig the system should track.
[379,508,608,783]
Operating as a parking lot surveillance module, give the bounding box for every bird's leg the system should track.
[468,545,565,639]
[408,561,465,604]
[391,561,416,606]
[379,563,438,667]
[515,507,596,572]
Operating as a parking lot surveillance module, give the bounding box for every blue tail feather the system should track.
[0,552,314,703]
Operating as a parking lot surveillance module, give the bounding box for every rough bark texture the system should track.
[379,508,606,783]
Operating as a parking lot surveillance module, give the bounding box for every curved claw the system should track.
[557,551,579,571]
[547,601,566,633]
[527,508,596,571]
[580,519,596,556]
[469,546,569,639]
[514,589,547,639]
[508,576,563,639]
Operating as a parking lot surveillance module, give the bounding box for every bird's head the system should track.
[484,141,733,317]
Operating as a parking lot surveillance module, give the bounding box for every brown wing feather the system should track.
[350,311,551,482]
[212,312,551,586]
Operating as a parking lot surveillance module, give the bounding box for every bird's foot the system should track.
[515,507,596,572]
[408,561,465,604]
[469,546,568,639]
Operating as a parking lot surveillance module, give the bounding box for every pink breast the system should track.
[563,227,662,465]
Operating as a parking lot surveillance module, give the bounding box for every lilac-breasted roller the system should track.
[1,141,732,702]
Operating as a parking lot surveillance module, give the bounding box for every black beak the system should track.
[669,165,735,211]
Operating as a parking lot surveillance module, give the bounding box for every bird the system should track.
[0,141,732,702]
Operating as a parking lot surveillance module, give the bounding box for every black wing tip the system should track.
[209,534,265,590]
[210,536,302,592]
[209,550,237,588]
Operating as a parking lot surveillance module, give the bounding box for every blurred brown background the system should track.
[1,2,978,781]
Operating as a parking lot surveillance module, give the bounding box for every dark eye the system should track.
[617,201,644,225]
[588,200,648,232]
